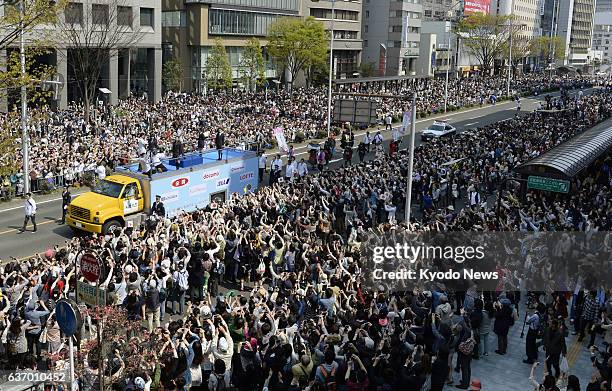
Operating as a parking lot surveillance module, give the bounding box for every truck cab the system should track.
[66,175,145,234]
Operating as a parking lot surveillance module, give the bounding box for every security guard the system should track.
[61,186,71,224]
[151,195,166,218]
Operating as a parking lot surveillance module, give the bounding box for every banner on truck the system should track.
[274,127,289,153]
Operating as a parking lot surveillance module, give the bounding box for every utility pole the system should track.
[326,0,336,138]
[404,92,417,227]
[20,0,29,195]
[507,0,514,97]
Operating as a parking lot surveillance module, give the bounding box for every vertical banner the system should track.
[401,110,412,134]
[274,126,289,153]
[379,44,387,76]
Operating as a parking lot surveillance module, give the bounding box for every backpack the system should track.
[295,364,310,388]
[159,287,167,302]
[176,270,189,291]
[211,372,226,391]
[318,365,337,391]
[256,260,266,275]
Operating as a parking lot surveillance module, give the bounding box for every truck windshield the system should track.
[92,180,124,198]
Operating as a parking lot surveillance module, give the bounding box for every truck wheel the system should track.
[102,219,122,235]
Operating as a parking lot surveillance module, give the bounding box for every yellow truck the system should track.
[66,149,259,234]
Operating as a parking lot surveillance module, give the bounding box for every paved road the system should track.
[0,89,587,261]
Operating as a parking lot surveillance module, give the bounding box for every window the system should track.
[92,4,109,25]
[365,10,369,18]
[140,7,154,27]
[310,8,358,21]
[390,25,402,33]
[117,6,132,27]
[162,10,186,27]
[65,2,83,24]
[209,9,279,36]
[334,30,357,39]
[364,25,368,33]
[364,39,368,47]
[424,10,432,17]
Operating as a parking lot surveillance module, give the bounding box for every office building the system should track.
[592,11,612,70]
[362,0,423,76]
[597,0,612,12]
[542,0,596,68]
[0,0,162,111]
[303,0,363,79]
[422,0,463,21]
[162,0,301,93]
[492,0,540,38]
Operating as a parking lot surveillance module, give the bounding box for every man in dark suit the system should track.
[215,131,225,160]
[61,186,71,224]
[151,195,165,218]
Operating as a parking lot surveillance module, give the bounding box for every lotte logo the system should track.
[172,177,190,188]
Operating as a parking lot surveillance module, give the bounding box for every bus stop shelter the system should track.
[515,118,612,182]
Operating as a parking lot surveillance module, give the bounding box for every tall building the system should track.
[303,0,363,79]
[1,0,162,111]
[162,0,301,93]
[422,0,462,21]
[592,11,612,69]
[492,0,540,38]
[361,0,423,76]
[596,0,612,12]
[542,0,596,68]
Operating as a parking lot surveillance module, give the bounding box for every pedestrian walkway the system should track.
[466,300,595,390]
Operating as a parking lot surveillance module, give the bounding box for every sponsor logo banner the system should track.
[160,191,179,204]
[189,184,207,196]
[240,172,255,181]
[202,170,220,181]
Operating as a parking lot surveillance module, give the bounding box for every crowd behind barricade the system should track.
[337,74,597,120]
[0,74,600,201]
[0,85,611,391]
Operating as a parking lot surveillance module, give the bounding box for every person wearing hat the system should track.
[60,186,71,224]
[19,192,37,233]
[151,195,166,218]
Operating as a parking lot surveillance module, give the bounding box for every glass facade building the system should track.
[208,9,282,36]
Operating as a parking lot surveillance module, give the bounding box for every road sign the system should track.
[80,252,101,282]
[55,299,81,336]
[527,176,570,193]
[76,280,106,306]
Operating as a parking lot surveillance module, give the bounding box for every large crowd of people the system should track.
[0,74,596,199]
[0,78,611,391]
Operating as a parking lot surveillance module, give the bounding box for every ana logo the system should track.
[202,170,220,181]
[217,178,230,187]
[172,177,189,188]
[240,172,254,181]
[231,165,245,173]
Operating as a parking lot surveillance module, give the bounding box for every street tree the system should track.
[239,37,265,91]
[456,13,511,76]
[55,0,144,121]
[204,38,233,91]
[162,57,183,92]
[530,36,566,66]
[0,0,67,104]
[0,0,67,50]
[358,62,376,77]
[267,16,328,91]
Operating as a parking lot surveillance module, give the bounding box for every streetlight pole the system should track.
[404,92,416,226]
[20,0,29,195]
[326,0,336,138]
[443,0,462,113]
[444,23,450,113]
[507,0,515,97]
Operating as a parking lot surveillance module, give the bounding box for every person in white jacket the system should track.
[20,193,37,233]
